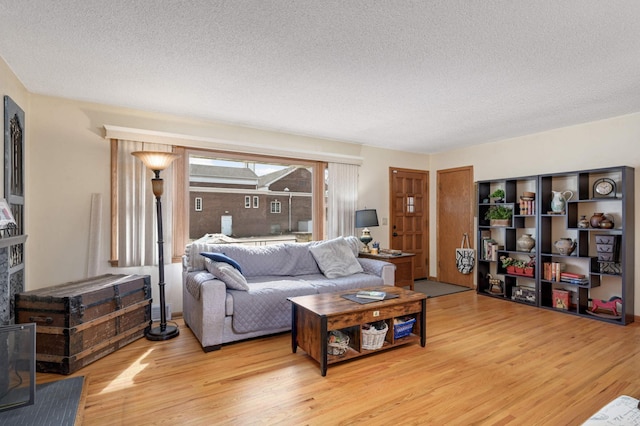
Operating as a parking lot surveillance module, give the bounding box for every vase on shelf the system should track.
[554,238,576,256]
[550,190,573,213]
[516,234,535,252]
[599,215,615,229]
[590,212,604,228]
[578,215,589,229]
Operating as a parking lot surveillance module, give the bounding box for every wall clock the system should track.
[593,177,616,198]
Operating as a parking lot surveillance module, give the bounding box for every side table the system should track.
[359,252,415,290]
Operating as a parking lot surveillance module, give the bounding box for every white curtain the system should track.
[326,162,359,239]
[117,140,174,267]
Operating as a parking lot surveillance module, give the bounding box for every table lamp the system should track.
[355,209,379,252]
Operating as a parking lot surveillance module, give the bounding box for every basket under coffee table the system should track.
[288,286,426,376]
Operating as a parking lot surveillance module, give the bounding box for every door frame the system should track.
[436,165,475,287]
[388,167,429,280]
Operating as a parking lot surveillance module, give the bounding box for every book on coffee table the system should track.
[355,290,386,300]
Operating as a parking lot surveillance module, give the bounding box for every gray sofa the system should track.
[182,236,395,352]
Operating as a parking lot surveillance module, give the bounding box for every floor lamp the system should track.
[132,150,180,341]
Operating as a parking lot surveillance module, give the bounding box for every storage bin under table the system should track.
[15,274,151,374]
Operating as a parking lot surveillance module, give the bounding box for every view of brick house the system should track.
[189,163,313,240]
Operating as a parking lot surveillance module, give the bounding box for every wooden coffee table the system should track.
[288,286,426,376]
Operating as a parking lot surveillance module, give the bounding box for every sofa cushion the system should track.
[225,276,320,316]
[205,259,249,291]
[229,280,317,333]
[309,237,364,279]
[201,252,243,272]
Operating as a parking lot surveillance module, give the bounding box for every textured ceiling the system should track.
[1,1,640,154]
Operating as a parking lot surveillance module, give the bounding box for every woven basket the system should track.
[327,330,350,355]
[362,322,388,350]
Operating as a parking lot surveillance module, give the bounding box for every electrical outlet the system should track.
[373,310,380,317]
[382,217,388,225]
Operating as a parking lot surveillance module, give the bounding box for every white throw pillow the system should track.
[344,235,364,256]
[205,259,249,291]
[309,237,364,279]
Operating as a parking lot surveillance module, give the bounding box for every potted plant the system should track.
[523,257,535,277]
[513,259,526,275]
[489,188,505,202]
[484,205,513,226]
[500,255,516,274]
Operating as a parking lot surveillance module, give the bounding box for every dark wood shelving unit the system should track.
[477,166,634,325]
[477,175,538,305]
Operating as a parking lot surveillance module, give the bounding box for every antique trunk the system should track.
[15,274,151,374]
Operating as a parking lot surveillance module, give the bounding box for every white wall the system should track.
[358,145,430,248]
[431,112,640,310]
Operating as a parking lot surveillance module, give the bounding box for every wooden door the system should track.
[389,168,428,280]
[437,166,474,287]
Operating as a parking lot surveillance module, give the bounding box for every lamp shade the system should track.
[131,151,180,171]
[355,209,379,228]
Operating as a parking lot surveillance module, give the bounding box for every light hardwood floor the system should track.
[37,291,640,425]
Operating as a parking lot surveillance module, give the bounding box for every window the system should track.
[107,129,359,265]
[406,196,415,213]
[194,197,202,212]
[185,150,325,245]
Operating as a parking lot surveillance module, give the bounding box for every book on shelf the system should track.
[560,272,585,279]
[560,277,589,285]
[490,243,499,261]
[543,262,566,282]
[482,238,501,261]
[518,199,535,215]
[355,290,386,300]
[482,238,493,260]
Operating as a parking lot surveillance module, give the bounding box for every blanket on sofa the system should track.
[228,280,318,333]
[229,273,385,333]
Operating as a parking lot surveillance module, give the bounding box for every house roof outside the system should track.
[190,164,259,187]
[190,164,258,179]
[257,166,297,189]
[190,163,311,194]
